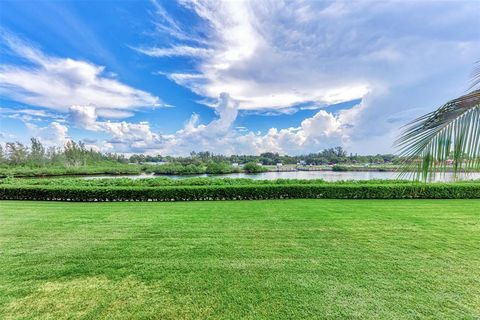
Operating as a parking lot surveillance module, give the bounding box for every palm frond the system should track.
[469,60,480,91]
[395,89,480,181]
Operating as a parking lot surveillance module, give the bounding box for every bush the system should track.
[1,182,479,202]
[332,165,349,172]
[205,162,239,174]
[243,162,267,173]
[0,164,142,178]
[152,163,205,175]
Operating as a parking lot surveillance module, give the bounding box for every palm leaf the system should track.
[395,89,480,181]
[469,60,480,91]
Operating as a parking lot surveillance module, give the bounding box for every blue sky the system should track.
[0,0,478,155]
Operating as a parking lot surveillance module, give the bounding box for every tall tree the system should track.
[6,142,28,165]
[29,138,45,166]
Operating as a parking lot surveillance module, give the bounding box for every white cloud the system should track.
[67,104,160,152]
[145,0,375,110]
[26,121,69,146]
[150,0,209,45]
[69,93,349,155]
[0,30,160,117]
[23,94,348,155]
[0,107,64,123]
[142,0,480,153]
[241,110,344,155]
[9,89,377,156]
[3,2,478,155]
[68,105,99,130]
[134,45,213,58]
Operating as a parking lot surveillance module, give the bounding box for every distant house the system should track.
[276,163,283,167]
[232,163,239,167]
[297,160,306,166]
[256,163,263,166]
[144,161,168,165]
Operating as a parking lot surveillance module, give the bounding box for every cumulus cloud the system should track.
[68,105,99,130]
[0,30,160,118]
[67,93,350,155]
[26,121,69,146]
[67,104,160,152]
[141,0,480,153]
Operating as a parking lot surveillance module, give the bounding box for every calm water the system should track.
[84,171,480,182]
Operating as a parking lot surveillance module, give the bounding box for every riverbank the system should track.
[2,162,479,182]
[6,170,480,182]
[0,163,467,178]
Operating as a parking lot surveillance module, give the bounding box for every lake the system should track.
[84,171,480,182]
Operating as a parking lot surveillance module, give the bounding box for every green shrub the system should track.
[0,163,142,178]
[243,162,267,173]
[1,183,479,201]
[0,177,466,188]
[332,165,349,172]
[152,163,205,175]
[205,162,239,174]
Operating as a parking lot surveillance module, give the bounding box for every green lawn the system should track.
[0,200,479,319]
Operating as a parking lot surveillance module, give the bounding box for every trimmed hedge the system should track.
[1,183,479,201]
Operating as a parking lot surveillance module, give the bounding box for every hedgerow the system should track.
[1,183,479,201]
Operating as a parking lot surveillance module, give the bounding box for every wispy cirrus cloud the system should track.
[0,107,64,123]
[133,45,213,58]
[141,0,374,110]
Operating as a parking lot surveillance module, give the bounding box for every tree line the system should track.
[0,139,128,167]
[0,138,400,168]
[131,148,400,166]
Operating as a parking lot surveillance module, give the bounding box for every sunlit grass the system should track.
[1,200,479,319]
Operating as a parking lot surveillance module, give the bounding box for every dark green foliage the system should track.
[0,163,142,178]
[150,161,240,175]
[0,177,418,187]
[205,161,239,174]
[1,181,478,201]
[243,162,267,173]
[332,165,348,171]
[152,163,205,175]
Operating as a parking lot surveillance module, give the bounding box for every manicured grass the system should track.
[0,200,479,319]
